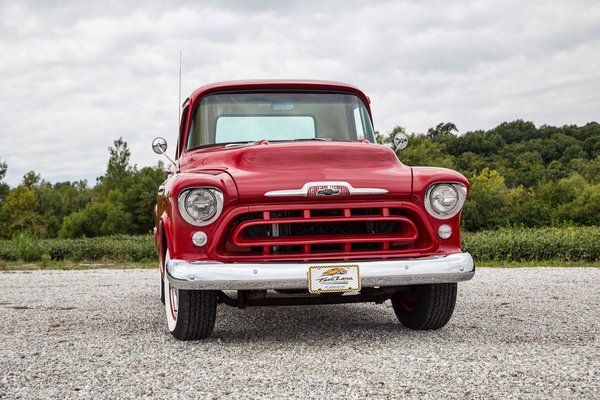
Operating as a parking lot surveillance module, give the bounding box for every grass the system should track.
[0,260,156,271]
[475,260,600,268]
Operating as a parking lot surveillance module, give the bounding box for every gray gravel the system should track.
[1,268,598,399]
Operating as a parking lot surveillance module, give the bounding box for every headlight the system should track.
[178,188,223,226]
[424,183,466,219]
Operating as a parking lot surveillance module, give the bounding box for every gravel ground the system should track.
[0,268,598,399]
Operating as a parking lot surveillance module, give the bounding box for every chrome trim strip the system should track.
[264,181,388,197]
[166,253,475,290]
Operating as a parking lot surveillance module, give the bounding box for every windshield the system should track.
[186,92,375,149]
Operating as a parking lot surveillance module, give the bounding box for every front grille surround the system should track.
[218,202,435,261]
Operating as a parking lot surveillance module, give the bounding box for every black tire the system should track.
[163,248,218,340]
[160,276,165,305]
[170,289,218,340]
[391,283,457,330]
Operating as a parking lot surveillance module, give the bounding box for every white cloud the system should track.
[1,0,599,186]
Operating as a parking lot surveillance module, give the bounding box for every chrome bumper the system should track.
[166,253,475,290]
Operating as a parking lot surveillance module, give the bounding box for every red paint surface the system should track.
[156,80,469,266]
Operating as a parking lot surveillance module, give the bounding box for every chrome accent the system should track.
[264,181,388,197]
[152,137,179,173]
[152,137,168,154]
[393,132,409,150]
[438,224,452,239]
[316,187,341,196]
[424,182,467,220]
[166,253,475,290]
[177,187,224,227]
[192,231,208,247]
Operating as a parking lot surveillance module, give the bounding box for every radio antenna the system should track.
[178,50,182,126]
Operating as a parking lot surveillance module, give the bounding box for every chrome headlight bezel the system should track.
[424,182,467,219]
[177,187,224,226]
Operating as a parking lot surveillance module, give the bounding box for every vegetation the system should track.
[1,227,598,266]
[378,120,600,231]
[0,120,598,265]
[0,138,165,240]
[462,227,600,263]
[0,234,156,263]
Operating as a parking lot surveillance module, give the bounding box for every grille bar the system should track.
[227,207,421,259]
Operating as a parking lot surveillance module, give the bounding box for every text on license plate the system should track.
[308,265,361,293]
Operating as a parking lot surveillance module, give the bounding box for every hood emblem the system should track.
[316,187,341,196]
[311,185,347,197]
[264,181,388,198]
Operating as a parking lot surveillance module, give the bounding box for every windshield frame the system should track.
[184,89,375,152]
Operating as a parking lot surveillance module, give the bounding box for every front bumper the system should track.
[166,252,475,290]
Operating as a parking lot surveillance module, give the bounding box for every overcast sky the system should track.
[1,0,599,186]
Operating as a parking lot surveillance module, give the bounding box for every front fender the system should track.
[157,170,238,263]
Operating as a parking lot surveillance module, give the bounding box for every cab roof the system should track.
[187,79,371,112]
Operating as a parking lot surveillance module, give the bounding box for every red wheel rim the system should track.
[397,287,420,312]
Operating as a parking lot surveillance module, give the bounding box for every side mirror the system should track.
[393,132,409,150]
[152,137,179,173]
[152,137,168,155]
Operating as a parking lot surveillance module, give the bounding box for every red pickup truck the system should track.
[152,80,474,340]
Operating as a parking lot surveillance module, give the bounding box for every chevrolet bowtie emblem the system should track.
[316,187,341,196]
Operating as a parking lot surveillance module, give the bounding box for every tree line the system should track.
[0,119,598,238]
[0,139,165,239]
[377,120,600,231]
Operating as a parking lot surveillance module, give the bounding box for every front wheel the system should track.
[391,283,457,330]
[163,250,217,340]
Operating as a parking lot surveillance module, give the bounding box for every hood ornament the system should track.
[265,182,388,198]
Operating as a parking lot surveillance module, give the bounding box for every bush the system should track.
[1,228,599,264]
[0,235,156,262]
[13,233,45,262]
[463,227,600,262]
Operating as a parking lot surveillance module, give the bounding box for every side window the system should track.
[353,107,365,140]
[177,106,189,158]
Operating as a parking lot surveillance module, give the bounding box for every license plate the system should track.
[308,265,361,293]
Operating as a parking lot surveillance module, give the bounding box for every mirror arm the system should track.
[159,149,180,173]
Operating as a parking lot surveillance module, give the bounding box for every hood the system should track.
[181,141,412,203]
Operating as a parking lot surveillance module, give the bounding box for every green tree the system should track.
[512,151,545,187]
[427,122,457,143]
[568,183,600,225]
[505,186,551,227]
[59,201,134,238]
[454,151,486,176]
[394,134,456,169]
[461,168,508,231]
[569,156,600,183]
[22,171,41,189]
[122,163,165,234]
[34,180,91,237]
[97,137,134,195]
[0,185,44,238]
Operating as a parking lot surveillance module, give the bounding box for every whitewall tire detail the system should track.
[162,248,218,340]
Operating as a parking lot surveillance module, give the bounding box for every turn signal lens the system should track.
[192,231,208,247]
[438,224,452,239]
